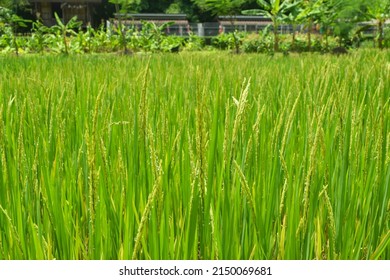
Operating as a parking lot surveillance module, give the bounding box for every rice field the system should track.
[0,50,389,260]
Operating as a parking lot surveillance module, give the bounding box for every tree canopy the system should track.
[5,0,390,25]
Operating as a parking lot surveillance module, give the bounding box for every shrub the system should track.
[183,32,204,51]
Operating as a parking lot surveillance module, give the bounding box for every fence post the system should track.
[197,23,204,37]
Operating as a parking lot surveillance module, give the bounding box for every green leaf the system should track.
[257,0,271,11]
[370,231,390,260]
[54,12,65,29]
[242,9,268,17]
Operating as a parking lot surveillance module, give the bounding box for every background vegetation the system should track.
[0,0,388,23]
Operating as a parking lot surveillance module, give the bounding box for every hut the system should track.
[29,0,103,26]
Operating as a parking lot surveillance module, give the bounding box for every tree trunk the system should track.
[233,32,240,54]
[12,24,19,56]
[378,19,384,49]
[291,24,296,51]
[115,4,128,54]
[307,20,312,52]
[63,31,68,55]
[230,18,239,54]
[274,20,279,52]
[13,35,19,56]
[325,28,330,50]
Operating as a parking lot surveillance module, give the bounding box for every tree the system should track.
[0,0,14,9]
[119,0,149,12]
[109,0,145,54]
[0,3,29,55]
[361,0,390,49]
[243,0,300,52]
[0,0,30,18]
[193,0,246,16]
[295,0,323,51]
[281,1,302,51]
[315,0,344,49]
[193,0,247,53]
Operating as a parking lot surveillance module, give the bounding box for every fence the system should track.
[109,20,316,37]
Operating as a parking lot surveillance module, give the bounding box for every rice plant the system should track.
[0,50,388,260]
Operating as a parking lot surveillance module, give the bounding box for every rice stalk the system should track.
[195,79,208,259]
[147,125,164,232]
[252,104,265,166]
[209,206,219,260]
[278,215,287,259]
[319,185,337,259]
[132,160,163,260]
[222,99,231,170]
[298,104,327,237]
[230,79,251,173]
[280,91,301,157]
[0,105,8,190]
[85,89,103,257]
[0,204,24,257]
[17,101,27,186]
[139,58,151,144]
[272,90,292,154]
[279,178,288,219]
[370,230,390,260]
[233,160,258,236]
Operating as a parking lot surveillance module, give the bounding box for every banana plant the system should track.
[74,23,95,53]
[243,0,301,52]
[136,21,175,52]
[30,19,50,54]
[94,23,111,52]
[50,12,81,55]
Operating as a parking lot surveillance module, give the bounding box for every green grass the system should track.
[0,50,389,260]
